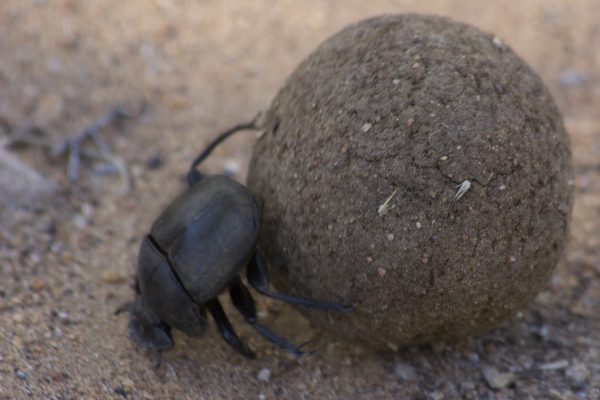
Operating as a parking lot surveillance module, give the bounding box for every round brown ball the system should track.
[247,14,573,350]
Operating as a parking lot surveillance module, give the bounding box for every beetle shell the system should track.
[144,175,260,304]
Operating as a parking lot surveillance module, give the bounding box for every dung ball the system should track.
[247,14,573,350]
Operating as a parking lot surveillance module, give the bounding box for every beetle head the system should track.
[128,296,174,350]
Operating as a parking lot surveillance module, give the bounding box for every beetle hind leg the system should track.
[186,115,260,185]
[206,298,256,359]
[229,278,306,356]
[247,247,354,311]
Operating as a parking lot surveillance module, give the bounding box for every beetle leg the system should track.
[186,114,260,185]
[247,247,354,311]
[152,350,163,370]
[229,278,306,356]
[206,298,256,359]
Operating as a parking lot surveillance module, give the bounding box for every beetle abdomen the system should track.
[150,176,260,303]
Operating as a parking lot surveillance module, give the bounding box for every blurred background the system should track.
[0,1,598,399]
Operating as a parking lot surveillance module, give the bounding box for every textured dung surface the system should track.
[248,14,574,349]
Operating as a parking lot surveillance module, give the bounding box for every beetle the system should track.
[120,116,350,359]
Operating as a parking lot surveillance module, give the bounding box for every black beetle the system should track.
[120,117,350,359]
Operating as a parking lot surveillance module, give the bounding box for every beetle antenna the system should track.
[187,114,260,184]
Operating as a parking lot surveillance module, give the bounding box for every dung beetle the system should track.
[120,116,350,359]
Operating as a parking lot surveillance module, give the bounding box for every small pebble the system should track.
[393,362,417,382]
[548,389,567,400]
[428,391,444,400]
[468,352,480,364]
[559,70,587,87]
[386,343,399,352]
[73,203,93,229]
[531,324,549,340]
[257,368,271,382]
[492,36,505,49]
[223,159,241,177]
[377,267,386,277]
[459,381,476,394]
[50,242,63,253]
[361,123,372,132]
[58,310,70,321]
[565,362,590,386]
[54,310,80,325]
[481,365,515,389]
[16,369,27,380]
[102,270,127,284]
[386,233,394,241]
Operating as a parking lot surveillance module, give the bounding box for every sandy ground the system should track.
[0,1,598,399]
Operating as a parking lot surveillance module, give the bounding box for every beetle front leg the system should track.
[247,247,353,311]
[206,298,256,359]
[229,278,306,356]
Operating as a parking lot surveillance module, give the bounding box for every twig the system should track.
[378,189,398,216]
[51,105,141,183]
[454,180,472,201]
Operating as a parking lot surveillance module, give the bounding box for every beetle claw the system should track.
[206,298,256,359]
